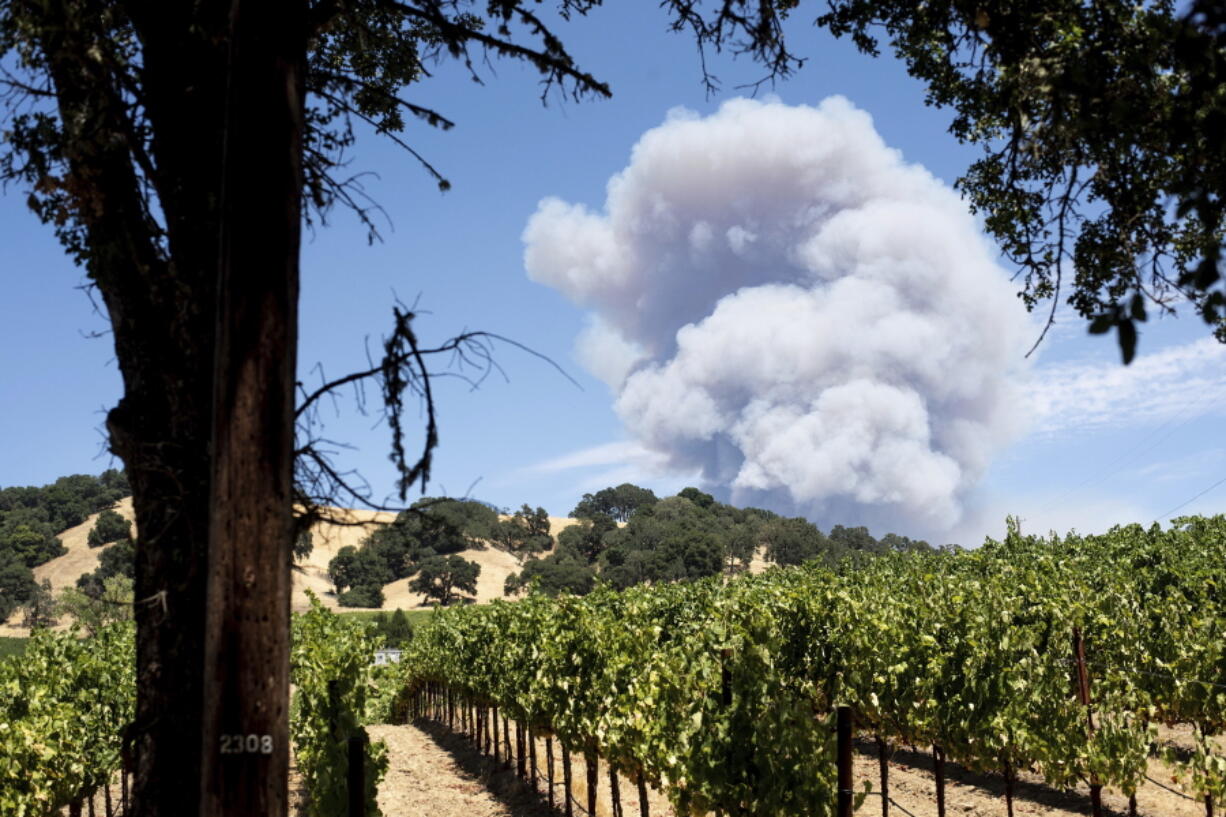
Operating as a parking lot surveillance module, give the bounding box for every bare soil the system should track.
[346,719,1214,817]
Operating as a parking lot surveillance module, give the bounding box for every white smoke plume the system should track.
[523,97,1030,536]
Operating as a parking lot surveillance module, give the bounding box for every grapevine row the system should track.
[0,594,388,817]
[392,515,1226,817]
[0,624,134,817]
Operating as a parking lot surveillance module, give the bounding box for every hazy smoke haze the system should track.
[524,97,1030,536]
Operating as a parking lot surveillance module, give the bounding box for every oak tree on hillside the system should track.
[76,537,135,597]
[503,545,595,596]
[0,552,37,622]
[21,579,57,629]
[409,554,480,606]
[570,483,658,522]
[87,508,132,547]
[493,504,552,555]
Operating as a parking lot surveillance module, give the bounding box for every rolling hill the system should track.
[0,499,583,634]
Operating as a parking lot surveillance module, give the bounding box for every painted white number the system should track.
[219,734,274,755]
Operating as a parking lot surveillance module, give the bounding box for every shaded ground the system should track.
[354,719,1213,817]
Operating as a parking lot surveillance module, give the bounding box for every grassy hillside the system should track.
[3,501,569,634]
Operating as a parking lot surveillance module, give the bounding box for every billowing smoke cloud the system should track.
[523,97,1030,535]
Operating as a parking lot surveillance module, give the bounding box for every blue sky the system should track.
[2,6,1223,546]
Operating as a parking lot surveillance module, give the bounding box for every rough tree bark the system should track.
[26,4,224,815]
[199,1,305,815]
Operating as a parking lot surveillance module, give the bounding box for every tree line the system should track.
[326,497,551,608]
[504,483,937,597]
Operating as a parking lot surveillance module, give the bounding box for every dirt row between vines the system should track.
[286,721,1212,817]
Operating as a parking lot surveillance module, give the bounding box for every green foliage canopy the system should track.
[76,537,135,598]
[408,554,480,606]
[87,508,131,548]
[0,471,129,569]
[819,0,1226,362]
[570,483,658,522]
[338,583,386,609]
[369,608,413,647]
[492,504,552,555]
[504,543,595,597]
[761,516,832,566]
[0,552,36,622]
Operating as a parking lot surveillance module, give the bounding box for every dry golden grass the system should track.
[1,502,587,632]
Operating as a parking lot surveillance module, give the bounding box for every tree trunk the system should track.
[26,2,306,813]
[29,5,225,816]
[197,1,305,815]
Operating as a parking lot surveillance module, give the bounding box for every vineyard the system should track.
[0,594,385,817]
[388,515,1226,817]
[2,515,1224,816]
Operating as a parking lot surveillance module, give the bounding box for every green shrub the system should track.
[86,509,131,548]
[338,583,385,608]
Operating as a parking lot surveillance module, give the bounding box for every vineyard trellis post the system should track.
[504,714,512,770]
[1072,627,1104,817]
[493,706,501,764]
[547,735,556,809]
[529,725,538,793]
[837,706,853,817]
[1200,723,1216,817]
[517,720,526,778]
[610,765,623,817]
[876,735,891,817]
[932,744,946,817]
[562,742,573,817]
[484,705,490,754]
[346,733,365,817]
[1003,760,1015,817]
[586,748,598,816]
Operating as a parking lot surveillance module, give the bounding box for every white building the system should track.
[373,648,402,666]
